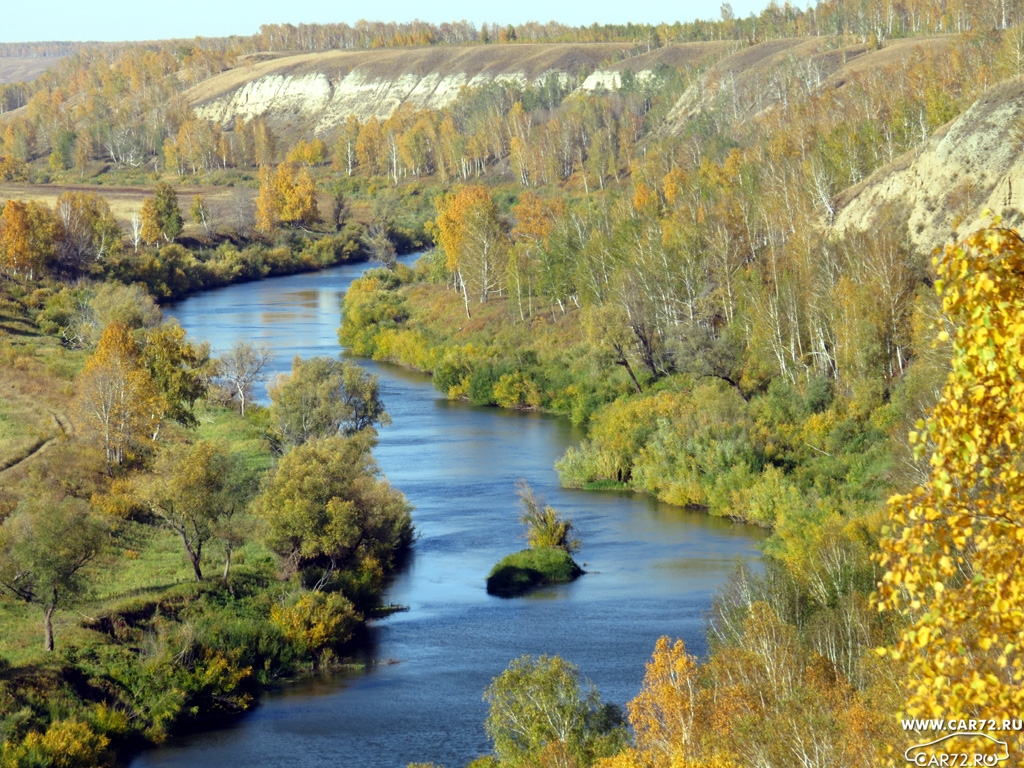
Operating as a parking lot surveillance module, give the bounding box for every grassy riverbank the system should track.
[0,271,413,766]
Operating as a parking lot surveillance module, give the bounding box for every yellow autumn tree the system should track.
[255,163,319,233]
[627,637,702,764]
[280,165,319,227]
[0,199,57,279]
[254,164,281,233]
[434,185,507,316]
[286,137,327,167]
[507,191,561,321]
[356,116,384,176]
[139,197,163,245]
[0,199,32,277]
[597,636,740,768]
[73,322,163,474]
[876,225,1024,758]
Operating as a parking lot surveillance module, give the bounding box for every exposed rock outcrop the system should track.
[833,77,1024,252]
[186,43,725,138]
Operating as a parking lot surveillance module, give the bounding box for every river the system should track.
[131,256,764,768]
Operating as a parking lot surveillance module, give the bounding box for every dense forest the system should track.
[1,0,1024,765]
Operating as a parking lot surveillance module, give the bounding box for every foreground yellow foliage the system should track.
[271,591,359,662]
[876,226,1024,755]
[3,719,111,767]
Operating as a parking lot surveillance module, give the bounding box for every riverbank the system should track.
[0,388,413,766]
[0,256,415,766]
[339,263,897,534]
[125,258,762,768]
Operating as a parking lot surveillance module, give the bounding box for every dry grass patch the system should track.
[0,56,64,85]
[0,182,256,235]
[600,41,734,72]
[0,333,86,478]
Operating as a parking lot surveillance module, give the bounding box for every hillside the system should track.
[0,56,67,86]
[834,76,1024,250]
[186,43,728,136]
[661,35,952,132]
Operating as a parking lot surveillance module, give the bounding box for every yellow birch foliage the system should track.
[627,637,702,764]
[139,197,162,245]
[0,199,32,276]
[256,163,319,232]
[254,164,280,233]
[597,637,740,768]
[0,199,56,278]
[434,186,492,273]
[281,165,319,227]
[875,226,1024,755]
[433,185,507,307]
[73,322,163,473]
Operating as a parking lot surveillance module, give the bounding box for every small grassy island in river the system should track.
[487,546,584,597]
[486,481,583,597]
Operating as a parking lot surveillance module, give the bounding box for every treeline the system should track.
[411,226,1024,768]
[5,0,1022,74]
[224,0,1024,55]
[332,20,1017,768]
[5,27,1003,194]
[0,42,93,58]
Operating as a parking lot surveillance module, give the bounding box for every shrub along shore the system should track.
[0,248,414,765]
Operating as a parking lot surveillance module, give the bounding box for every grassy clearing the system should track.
[193,401,276,476]
[0,521,275,667]
[0,528,192,667]
[0,182,256,236]
[0,348,278,667]
[0,57,63,85]
[0,398,50,472]
[486,547,583,597]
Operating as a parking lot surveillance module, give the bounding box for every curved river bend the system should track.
[131,256,763,768]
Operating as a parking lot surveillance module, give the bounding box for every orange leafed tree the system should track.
[0,199,32,276]
[597,636,739,768]
[626,637,702,763]
[0,199,57,279]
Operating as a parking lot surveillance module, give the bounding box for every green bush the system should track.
[486,548,583,597]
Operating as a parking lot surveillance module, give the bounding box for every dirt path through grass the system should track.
[0,411,71,476]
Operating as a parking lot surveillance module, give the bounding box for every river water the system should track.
[131,256,763,768]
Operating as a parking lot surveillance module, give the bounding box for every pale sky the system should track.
[1,0,781,43]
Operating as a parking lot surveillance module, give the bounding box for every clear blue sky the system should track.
[1,0,780,43]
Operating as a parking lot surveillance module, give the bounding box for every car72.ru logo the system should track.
[905,732,1010,766]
